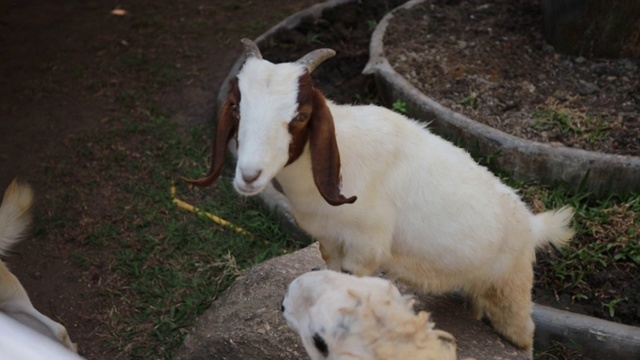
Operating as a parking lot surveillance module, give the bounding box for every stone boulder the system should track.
[176,243,526,360]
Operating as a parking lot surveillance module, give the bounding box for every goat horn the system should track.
[296,48,336,73]
[241,38,263,60]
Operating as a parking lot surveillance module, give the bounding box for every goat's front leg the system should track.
[318,238,344,272]
[318,225,392,276]
[318,239,377,276]
[339,245,383,277]
[338,228,393,277]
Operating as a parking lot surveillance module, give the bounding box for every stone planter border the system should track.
[363,0,640,196]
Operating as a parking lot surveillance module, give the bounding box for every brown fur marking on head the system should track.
[286,73,313,165]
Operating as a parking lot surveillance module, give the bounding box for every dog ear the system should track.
[182,79,240,187]
[308,89,357,206]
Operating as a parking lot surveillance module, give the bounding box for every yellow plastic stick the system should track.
[170,184,253,237]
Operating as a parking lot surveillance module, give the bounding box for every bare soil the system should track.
[384,0,640,157]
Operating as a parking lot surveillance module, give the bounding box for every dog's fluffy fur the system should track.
[282,270,457,360]
[0,179,77,352]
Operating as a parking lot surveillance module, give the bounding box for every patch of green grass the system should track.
[391,99,408,114]
[113,123,310,358]
[531,109,610,144]
[116,52,180,89]
[515,180,638,318]
[602,297,625,317]
[367,19,377,31]
[306,32,322,45]
[85,224,118,247]
[534,339,582,360]
[73,252,92,269]
[51,117,311,358]
[459,92,479,109]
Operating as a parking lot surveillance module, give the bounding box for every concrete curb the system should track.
[363,0,640,196]
[364,0,640,358]
[533,304,640,358]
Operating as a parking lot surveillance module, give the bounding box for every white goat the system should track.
[282,270,457,360]
[184,39,575,357]
[0,179,78,353]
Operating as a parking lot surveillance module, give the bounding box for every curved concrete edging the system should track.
[364,0,640,357]
[533,304,640,358]
[363,0,640,196]
[212,0,640,358]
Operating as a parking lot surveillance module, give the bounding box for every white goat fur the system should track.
[190,41,575,357]
[282,270,457,360]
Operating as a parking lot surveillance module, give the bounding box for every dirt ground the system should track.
[0,1,322,358]
[385,0,640,157]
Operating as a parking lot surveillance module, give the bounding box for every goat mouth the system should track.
[233,181,265,196]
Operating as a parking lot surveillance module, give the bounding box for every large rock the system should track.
[176,243,526,360]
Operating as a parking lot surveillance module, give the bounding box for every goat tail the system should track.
[0,179,33,256]
[531,205,575,249]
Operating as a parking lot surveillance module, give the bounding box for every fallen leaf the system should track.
[111,9,127,16]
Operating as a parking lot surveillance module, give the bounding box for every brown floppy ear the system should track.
[182,79,240,187]
[309,89,357,206]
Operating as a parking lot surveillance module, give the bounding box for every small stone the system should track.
[619,59,638,72]
[577,80,599,95]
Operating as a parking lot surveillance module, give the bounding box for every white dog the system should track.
[282,270,457,360]
[0,179,77,353]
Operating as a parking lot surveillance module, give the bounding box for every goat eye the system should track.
[229,103,240,118]
[293,113,309,123]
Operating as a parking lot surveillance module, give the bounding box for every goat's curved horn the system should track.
[241,38,263,60]
[296,48,336,73]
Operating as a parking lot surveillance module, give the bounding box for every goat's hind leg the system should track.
[479,267,535,359]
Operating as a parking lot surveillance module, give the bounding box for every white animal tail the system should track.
[532,206,575,248]
[0,179,34,255]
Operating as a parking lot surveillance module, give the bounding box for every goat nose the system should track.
[241,169,262,184]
